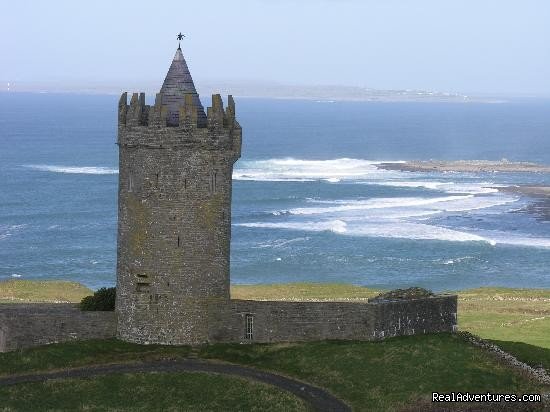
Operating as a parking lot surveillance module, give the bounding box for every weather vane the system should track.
[177,32,185,49]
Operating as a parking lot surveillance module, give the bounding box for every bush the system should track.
[370,287,434,302]
[80,287,116,311]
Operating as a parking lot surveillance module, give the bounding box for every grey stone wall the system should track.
[210,295,457,344]
[0,295,456,351]
[116,93,241,345]
[0,304,116,352]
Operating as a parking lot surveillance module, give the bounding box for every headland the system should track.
[377,159,550,173]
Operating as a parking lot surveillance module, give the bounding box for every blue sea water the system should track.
[1,93,550,291]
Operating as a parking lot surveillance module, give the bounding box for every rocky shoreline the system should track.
[377,160,550,173]
[499,186,550,222]
[376,160,550,221]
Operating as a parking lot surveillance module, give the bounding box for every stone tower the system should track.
[115,45,241,345]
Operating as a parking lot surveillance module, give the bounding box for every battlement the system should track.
[117,92,241,158]
[118,92,238,130]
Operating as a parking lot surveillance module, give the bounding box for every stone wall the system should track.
[0,304,116,352]
[0,294,456,351]
[210,295,457,343]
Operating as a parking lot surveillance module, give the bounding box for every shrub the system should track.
[370,287,434,302]
[80,287,116,311]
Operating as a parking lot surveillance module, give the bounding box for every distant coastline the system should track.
[0,81,505,103]
[377,160,550,174]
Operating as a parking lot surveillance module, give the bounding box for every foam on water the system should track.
[236,220,496,244]
[24,165,119,175]
[236,166,537,247]
[286,195,476,215]
[238,219,348,234]
[233,158,400,181]
[371,181,502,194]
[476,231,550,249]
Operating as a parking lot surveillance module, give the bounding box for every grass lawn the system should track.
[0,334,548,411]
[200,333,548,411]
[0,280,92,303]
[457,287,550,349]
[231,282,379,301]
[0,339,191,376]
[0,372,308,412]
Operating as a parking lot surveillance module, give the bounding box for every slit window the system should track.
[128,173,134,192]
[210,172,218,193]
[245,314,254,340]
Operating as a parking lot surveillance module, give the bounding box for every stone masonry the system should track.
[115,46,241,345]
[0,295,456,351]
[0,304,116,352]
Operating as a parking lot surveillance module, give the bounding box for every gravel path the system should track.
[0,358,350,412]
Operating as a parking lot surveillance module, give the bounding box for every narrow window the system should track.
[128,173,134,192]
[177,236,180,248]
[209,171,218,193]
[245,314,254,340]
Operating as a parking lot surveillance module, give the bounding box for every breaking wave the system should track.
[273,194,519,218]
[233,158,398,182]
[370,181,502,194]
[236,220,495,244]
[23,165,119,175]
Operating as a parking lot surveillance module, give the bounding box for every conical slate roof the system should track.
[160,47,207,127]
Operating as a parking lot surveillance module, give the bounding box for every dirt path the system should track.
[0,358,350,412]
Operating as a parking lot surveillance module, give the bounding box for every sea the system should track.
[1,93,550,292]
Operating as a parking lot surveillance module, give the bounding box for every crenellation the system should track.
[224,95,236,127]
[126,93,141,127]
[207,94,225,131]
[118,92,239,137]
[147,93,164,128]
[178,94,198,130]
[118,92,128,127]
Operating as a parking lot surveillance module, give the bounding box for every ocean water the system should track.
[1,93,550,291]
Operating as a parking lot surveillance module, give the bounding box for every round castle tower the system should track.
[115,46,241,345]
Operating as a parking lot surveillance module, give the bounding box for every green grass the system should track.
[0,372,308,412]
[231,283,380,301]
[489,340,550,371]
[1,334,547,411]
[0,280,91,303]
[200,333,548,411]
[457,287,550,349]
[0,339,191,376]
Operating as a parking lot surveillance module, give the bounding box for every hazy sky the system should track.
[1,0,549,95]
